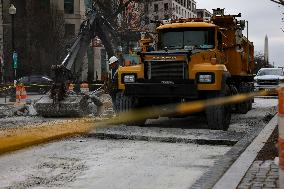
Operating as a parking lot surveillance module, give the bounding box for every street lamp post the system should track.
[9,4,16,81]
[9,4,16,102]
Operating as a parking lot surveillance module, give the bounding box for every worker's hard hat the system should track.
[109,56,118,65]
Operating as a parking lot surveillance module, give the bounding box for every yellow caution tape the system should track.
[0,85,15,93]
[0,83,104,93]
[0,88,276,156]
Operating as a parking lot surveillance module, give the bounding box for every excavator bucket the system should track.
[34,95,90,117]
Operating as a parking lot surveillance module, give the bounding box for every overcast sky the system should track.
[197,0,283,67]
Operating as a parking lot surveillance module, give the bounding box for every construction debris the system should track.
[0,105,15,118]
[34,95,90,117]
[34,91,106,118]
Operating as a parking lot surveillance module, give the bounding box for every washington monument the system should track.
[264,35,269,65]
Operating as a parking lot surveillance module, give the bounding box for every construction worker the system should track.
[109,56,119,79]
[107,56,119,110]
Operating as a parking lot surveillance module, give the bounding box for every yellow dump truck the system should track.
[114,8,255,130]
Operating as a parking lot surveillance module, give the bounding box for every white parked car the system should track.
[254,68,284,92]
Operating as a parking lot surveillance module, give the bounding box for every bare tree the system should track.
[24,1,66,76]
[254,52,273,73]
[270,0,284,31]
[3,0,67,79]
[93,0,149,53]
[271,0,284,5]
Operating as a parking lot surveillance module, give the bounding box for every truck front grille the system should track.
[146,61,188,80]
[257,80,279,85]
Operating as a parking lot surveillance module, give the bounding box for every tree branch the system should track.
[270,0,284,5]
[111,0,137,19]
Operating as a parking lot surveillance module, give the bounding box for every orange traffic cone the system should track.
[20,85,27,100]
[16,85,22,102]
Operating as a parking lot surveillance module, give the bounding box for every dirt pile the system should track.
[256,127,278,160]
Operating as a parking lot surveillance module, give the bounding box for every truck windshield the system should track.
[159,28,215,50]
[257,69,284,76]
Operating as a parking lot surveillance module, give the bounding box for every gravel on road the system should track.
[0,97,278,189]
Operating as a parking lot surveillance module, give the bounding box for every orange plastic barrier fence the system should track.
[278,87,284,188]
[16,84,27,102]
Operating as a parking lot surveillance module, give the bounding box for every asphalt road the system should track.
[0,97,278,189]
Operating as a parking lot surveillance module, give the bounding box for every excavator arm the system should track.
[35,9,119,117]
[50,9,118,102]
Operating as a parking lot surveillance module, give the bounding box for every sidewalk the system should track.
[212,115,279,189]
[238,160,279,188]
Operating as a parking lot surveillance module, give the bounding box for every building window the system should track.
[144,17,150,24]
[164,3,169,11]
[154,4,158,12]
[145,4,149,13]
[64,0,74,14]
[176,5,178,13]
[154,15,159,21]
[40,0,50,8]
[65,24,75,38]
[188,0,191,10]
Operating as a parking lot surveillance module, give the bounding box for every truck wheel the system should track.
[115,92,146,126]
[236,101,250,114]
[205,85,231,131]
[236,83,252,114]
[249,99,253,110]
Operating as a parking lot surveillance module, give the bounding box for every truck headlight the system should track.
[198,73,215,84]
[123,75,135,83]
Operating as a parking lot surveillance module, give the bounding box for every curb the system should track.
[191,113,278,189]
[212,114,278,189]
[255,96,278,99]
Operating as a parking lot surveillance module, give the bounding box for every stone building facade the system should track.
[1,0,88,81]
[196,9,212,19]
[146,0,197,21]
[144,0,197,32]
[51,0,86,37]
